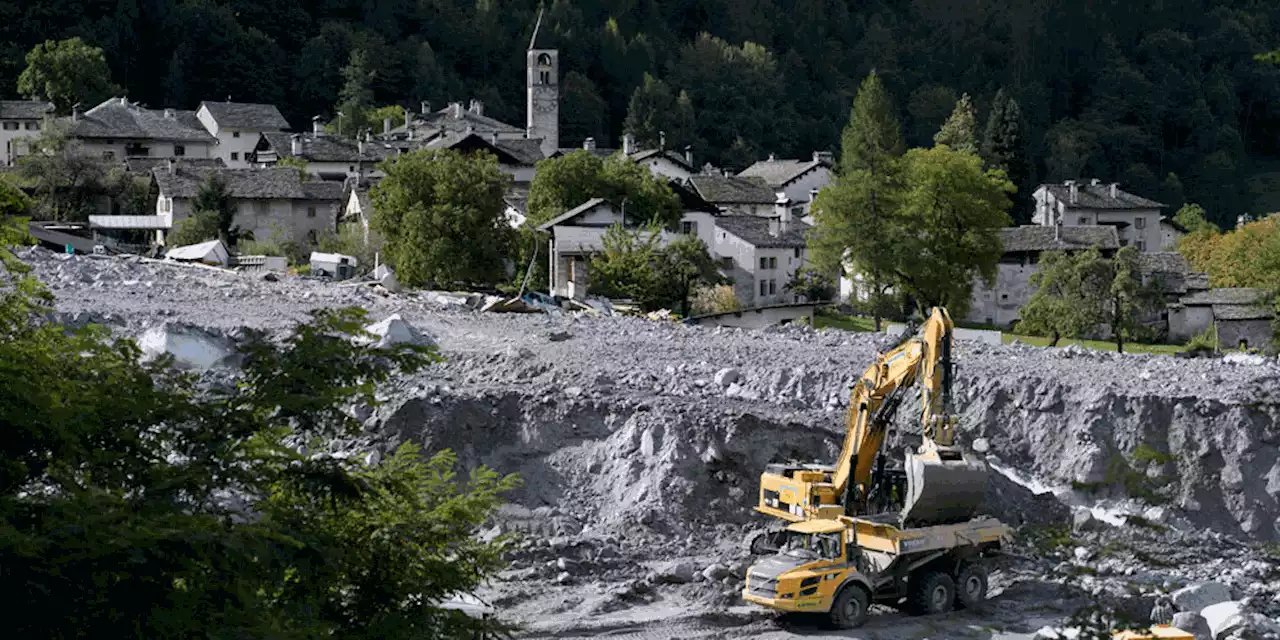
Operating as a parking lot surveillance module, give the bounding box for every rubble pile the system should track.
[20,247,1280,639]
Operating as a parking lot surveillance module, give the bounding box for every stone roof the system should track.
[1213,304,1273,321]
[422,131,546,166]
[714,215,810,248]
[628,148,694,171]
[124,157,226,174]
[1180,287,1268,307]
[1040,181,1165,210]
[998,225,1120,253]
[300,180,346,201]
[1138,252,1192,275]
[199,101,289,131]
[536,198,611,231]
[153,167,314,200]
[688,175,776,204]
[668,179,719,213]
[68,97,214,142]
[1185,272,1210,290]
[381,104,524,142]
[261,132,390,164]
[0,100,54,119]
[738,157,829,187]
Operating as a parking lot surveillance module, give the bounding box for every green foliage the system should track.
[0,180,32,217]
[237,238,286,257]
[333,47,375,137]
[370,148,513,289]
[526,150,682,229]
[277,156,312,180]
[587,225,722,315]
[933,93,978,154]
[165,210,221,247]
[623,73,698,153]
[839,70,904,176]
[785,266,836,302]
[1019,247,1159,352]
[192,174,247,245]
[1173,203,1218,234]
[17,37,120,114]
[1131,443,1173,466]
[0,214,519,637]
[980,89,1027,220]
[1184,327,1218,352]
[691,284,742,315]
[14,123,125,222]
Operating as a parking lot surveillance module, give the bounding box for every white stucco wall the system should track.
[80,139,214,160]
[778,167,832,212]
[1,118,45,165]
[965,261,1037,328]
[1169,305,1214,342]
[1160,222,1184,251]
[680,211,717,252]
[642,157,692,181]
[711,226,807,306]
[1032,187,1163,253]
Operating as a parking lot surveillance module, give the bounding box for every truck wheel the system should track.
[828,584,870,629]
[907,570,955,616]
[954,562,988,609]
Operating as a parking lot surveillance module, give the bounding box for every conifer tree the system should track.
[934,93,978,154]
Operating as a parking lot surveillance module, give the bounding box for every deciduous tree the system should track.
[1018,249,1107,346]
[15,123,123,222]
[371,148,513,288]
[526,151,681,229]
[934,93,978,154]
[0,214,519,638]
[17,37,120,114]
[587,225,722,315]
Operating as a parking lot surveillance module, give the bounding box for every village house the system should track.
[380,100,527,148]
[712,202,812,307]
[965,225,1121,328]
[550,135,697,182]
[145,165,344,246]
[1168,287,1272,347]
[0,99,54,165]
[687,174,777,216]
[65,97,217,161]
[1031,179,1166,252]
[421,130,546,184]
[195,101,291,168]
[536,198,680,300]
[669,179,721,252]
[737,151,834,217]
[253,119,390,181]
[1159,216,1187,250]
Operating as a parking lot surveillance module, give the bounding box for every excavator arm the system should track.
[754,307,988,530]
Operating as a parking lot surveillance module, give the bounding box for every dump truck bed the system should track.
[846,515,1011,556]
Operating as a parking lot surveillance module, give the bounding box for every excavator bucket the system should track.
[900,445,989,526]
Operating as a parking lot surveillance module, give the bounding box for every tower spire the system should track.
[528,6,545,52]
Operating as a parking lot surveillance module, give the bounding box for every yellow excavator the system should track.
[748,306,989,553]
[742,308,1010,628]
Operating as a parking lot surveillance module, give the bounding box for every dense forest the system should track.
[7,1,1280,226]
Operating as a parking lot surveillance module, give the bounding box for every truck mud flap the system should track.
[900,450,988,526]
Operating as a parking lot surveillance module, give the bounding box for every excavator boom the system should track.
[754,307,988,530]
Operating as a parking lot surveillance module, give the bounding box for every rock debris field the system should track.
[20,247,1280,639]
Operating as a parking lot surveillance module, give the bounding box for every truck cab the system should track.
[743,515,1009,629]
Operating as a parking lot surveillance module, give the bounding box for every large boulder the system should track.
[138,323,239,370]
[1170,611,1212,640]
[361,314,436,349]
[1200,601,1244,639]
[1173,582,1232,613]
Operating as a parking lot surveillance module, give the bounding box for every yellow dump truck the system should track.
[743,514,1011,628]
[1112,627,1194,639]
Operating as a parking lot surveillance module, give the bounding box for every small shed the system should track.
[1214,303,1273,351]
[310,251,358,280]
[166,239,230,266]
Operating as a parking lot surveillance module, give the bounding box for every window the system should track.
[759,257,768,270]
[759,280,768,296]
[307,206,317,218]
[174,144,185,157]
[24,121,38,130]
[794,247,801,259]
[540,71,551,84]
[349,165,355,172]
[230,152,239,161]
[1137,240,1146,251]
[1078,216,1088,224]
[681,220,697,235]
[1135,217,1146,229]
[769,279,777,295]
[103,151,115,160]
[2,122,17,130]
[768,256,777,269]
[232,131,241,138]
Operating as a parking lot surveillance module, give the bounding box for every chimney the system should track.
[358,138,365,155]
[163,108,175,119]
[684,145,693,166]
[1110,182,1119,198]
[1064,179,1078,205]
[469,99,484,116]
[768,153,776,162]
[166,158,175,175]
[120,96,129,106]
[775,192,792,228]
[659,130,666,150]
[491,131,498,144]
[722,168,730,177]
[622,133,636,155]
[583,137,596,151]
[71,103,81,122]
[465,124,474,135]
[290,133,302,156]
[768,216,781,237]
[421,100,430,115]
[404,108,412,129]
[1090,178,1101,186]
[312,116,322,135]
[451,102,463,119]
[809,188,819,203]
[384,117,392,135]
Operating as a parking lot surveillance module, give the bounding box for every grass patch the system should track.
[1132,443,1173,465]
[813,312,877,332]
[1026,525,1077,553]
[1002,333,1183,355]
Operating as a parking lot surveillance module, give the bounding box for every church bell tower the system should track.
[526,9,559,157]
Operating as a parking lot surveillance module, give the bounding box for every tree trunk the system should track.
[1049,330,1061,347]
[1113,295,1125,354]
